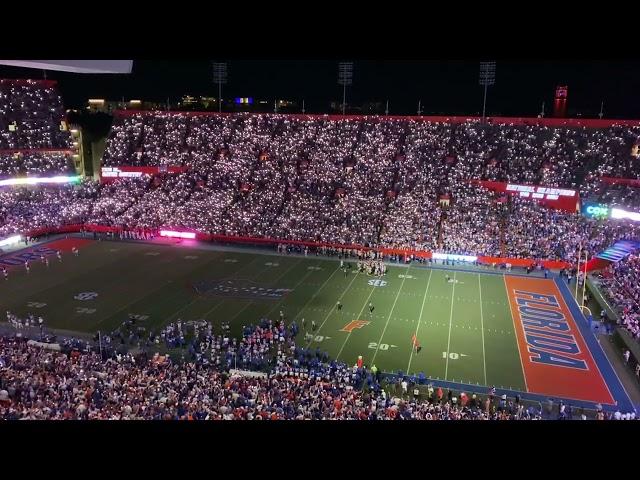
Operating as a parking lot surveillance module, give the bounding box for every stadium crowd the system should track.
[3,324,636,420]
[600,253,640,341]
[2,102,640,334]
[2,80,640,410]
[0,79,71,150]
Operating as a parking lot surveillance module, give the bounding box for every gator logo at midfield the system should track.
[193,278,293,300]
[340,320,370,333]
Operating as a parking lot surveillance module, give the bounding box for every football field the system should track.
[0,236,632,411]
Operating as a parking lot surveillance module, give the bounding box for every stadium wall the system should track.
[24,223,571,271]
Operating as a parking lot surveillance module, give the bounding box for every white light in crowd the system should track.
[0,176,80,187]
[0,235,22,247]
[159,230,196,239]
[611,208,640,222]
[432,252,478,262]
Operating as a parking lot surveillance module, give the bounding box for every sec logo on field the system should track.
[74,292,98,301]
[368,279,387,287]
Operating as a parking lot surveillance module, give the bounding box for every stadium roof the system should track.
[0,60,133,74]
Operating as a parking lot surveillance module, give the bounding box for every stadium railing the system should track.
[585,276,640,377]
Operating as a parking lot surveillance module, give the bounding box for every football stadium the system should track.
[1,60,640,420]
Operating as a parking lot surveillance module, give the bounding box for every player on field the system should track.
[24,261,30,274]
[311,320,316,331]
[301,318,306,330]
[72,247,79,256]
[369,302,374,314]
[2,267,7,280]
[337,301,342,311]
[56,250,62,262]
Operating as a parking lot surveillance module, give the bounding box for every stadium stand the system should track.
[2,92,640,418]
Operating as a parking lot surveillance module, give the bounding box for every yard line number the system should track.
[368,342,397,350]
[442,351,468,360]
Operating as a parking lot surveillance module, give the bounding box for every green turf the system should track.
[0,240,527,390]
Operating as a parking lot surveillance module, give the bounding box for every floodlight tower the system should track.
[479,61,496,122]
[213,62,228,113]
[338,62,353,115]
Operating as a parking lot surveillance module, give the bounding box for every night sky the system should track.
[0,60,639,118]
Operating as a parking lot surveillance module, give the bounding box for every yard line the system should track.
[225,258,305,323]
[444,272,456,381]
[477,274,487,385]
[91,252,228,329]
[503,274,529,392]
[306,268,360,348]
[92,276,186,330]
[262,261,320,319]
[294,266,341,319]
[406,269,433,374]
[160,255,263,326]
[371,265,412,364]
[335,277,378,360]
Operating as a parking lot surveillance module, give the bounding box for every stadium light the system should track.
[611,208,640,222]
[213,62,228,113]
[159,230,196,239]
[432,252,477,262]
[0,234,21,247]
[338,62,353,115]
[479,61,496,122]
[0,175,81,187]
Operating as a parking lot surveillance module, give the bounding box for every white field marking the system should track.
[406,269,433,374]
[335,276,379,360]
[261,261,320,319]
[503,275,529,392]
[444,272,456,381]
[478,274,487,385]
[150,255,262,328]
[221,258,303,323]
[305,268,359,349]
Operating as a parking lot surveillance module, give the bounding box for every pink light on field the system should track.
[159,230,196,239]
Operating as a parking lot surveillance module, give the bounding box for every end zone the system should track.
[504,276,632,410]
[0,238,94,269]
